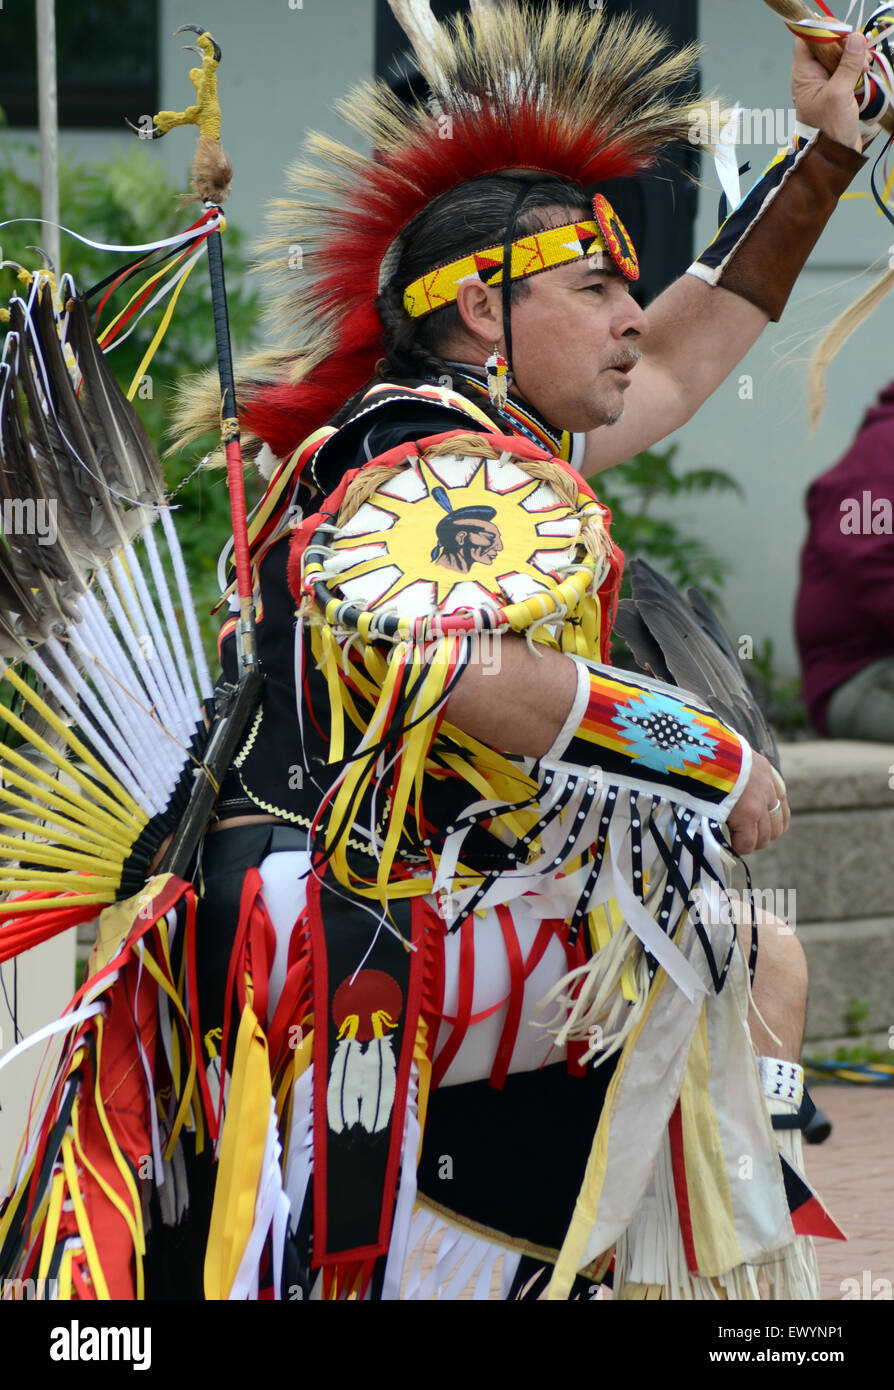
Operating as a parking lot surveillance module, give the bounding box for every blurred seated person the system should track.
[796,381,894,740]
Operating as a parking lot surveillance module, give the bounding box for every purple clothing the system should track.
[795,382,894,733]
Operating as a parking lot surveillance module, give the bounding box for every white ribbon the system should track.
[715,103,744,212]
[0,215,223,256]
[607,812,707,1003]
[0,1001,103,1078]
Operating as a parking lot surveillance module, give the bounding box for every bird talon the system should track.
[135,26,223,143]
[25,246,57,280]
[172,23,222,62]
[125,116,163,140]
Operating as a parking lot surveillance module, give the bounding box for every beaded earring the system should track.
[485,347,509,407]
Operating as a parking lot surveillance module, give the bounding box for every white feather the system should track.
[255,442,284,481]
[326,1037,398,1134]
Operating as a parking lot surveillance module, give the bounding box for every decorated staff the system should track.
[763,0,894,131]
[129,27,264,878]
[138,25,254,675]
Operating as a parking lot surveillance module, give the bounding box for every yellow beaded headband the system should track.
[402,194,639,320]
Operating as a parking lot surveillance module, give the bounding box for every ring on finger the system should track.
[768,799,783,817]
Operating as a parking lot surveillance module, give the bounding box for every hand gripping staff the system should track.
[759,3,894,418]
[762,0,894,132]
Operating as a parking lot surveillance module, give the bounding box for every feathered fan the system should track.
[0,271,216,941]
[613,557,780,770]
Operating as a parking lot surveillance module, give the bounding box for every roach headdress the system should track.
[173,0,704,463]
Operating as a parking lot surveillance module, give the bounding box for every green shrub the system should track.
[591,442,743,610]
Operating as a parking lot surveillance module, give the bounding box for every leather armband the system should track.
[546,660,751,822]
[688,132,866,321]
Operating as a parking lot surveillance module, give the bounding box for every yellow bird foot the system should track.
[139,25,224,142]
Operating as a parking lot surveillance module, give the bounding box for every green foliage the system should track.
[590,443,743,610]
[0,121,264,658]
[806,1044,888,1066]
[844,996,872,1038]
[594,447,811,737]
[832,1045,887,1064]
[747,637,809,737]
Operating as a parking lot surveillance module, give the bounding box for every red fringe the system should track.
[0,896,108,966]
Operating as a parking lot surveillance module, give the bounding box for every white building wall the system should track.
[0,940,75,1192]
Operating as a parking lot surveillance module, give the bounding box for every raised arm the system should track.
[583,34,871,475]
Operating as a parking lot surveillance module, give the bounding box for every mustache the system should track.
[604,348,643,371]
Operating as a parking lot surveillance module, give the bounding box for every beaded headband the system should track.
[402,194,639,320]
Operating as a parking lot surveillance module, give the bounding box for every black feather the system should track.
[27,291,129,552]
[65,296,165,507]
[686,585,741,667]
[623,558,780,769]
[612,601,673,684]
[0,280,168,657]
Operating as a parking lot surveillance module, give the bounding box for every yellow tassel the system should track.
[204,1005,272,1300]
[414,1018,432,1163]
[37,1170,67,1285]
[809,266,894,429]
[61,1131,111,1299]
[0,740,138,846]
[1,669,145,824]
[72,1098,146,1301]
[124,256,203,401]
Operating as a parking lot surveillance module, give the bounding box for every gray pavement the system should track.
[806,1083,894,1300]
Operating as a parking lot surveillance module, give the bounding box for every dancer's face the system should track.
[506,257,647,433]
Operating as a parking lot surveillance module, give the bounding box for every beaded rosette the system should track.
[300,434,616,651]
[290,430,622,904]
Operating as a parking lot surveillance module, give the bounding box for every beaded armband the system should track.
[548,660,750,822]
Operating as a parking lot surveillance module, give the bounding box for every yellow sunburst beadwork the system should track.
[322,453,584,621]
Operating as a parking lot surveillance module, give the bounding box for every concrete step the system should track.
[733,741,894,1041]
[747,805,894,922]
[745,740,894,922]
[768,739,894,810]
[798,916,894,1042]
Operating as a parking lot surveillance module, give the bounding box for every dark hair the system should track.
[375,176,591,382]
[433,504,496,553]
